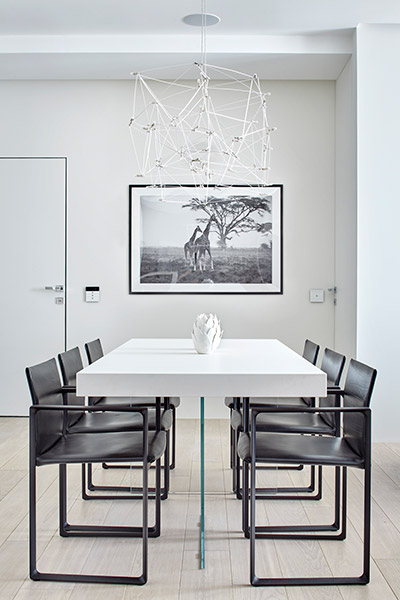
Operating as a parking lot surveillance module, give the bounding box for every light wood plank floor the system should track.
[0,417,400,599]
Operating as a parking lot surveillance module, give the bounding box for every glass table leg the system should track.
[200,395,205,569]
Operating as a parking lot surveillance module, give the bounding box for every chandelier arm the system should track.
[241,78,254,141]
[209,79,252,90]
[139,74,195,91]
[132,75,139,122]
[205,85,256,94]
[235,121,263,160]
[139,77,174,121]
[143,104,158,176]
[209,112,255,124]
[176,86,205,122]
[210,96,260,111]
[153,105,190,175]
[206,96,238,185]
[202,63,256,80]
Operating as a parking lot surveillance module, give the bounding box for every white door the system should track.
[0,157,66,416]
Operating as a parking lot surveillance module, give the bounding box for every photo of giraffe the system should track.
[129,185,282,294]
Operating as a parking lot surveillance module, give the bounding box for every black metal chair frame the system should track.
[229,340,324,499]
[30,404,156,585]
[246,405,371,586]
[239,386,347,536]
[101,405,177,471]
[61,391,164,534]
[79,397,171,503]
[232,347,345,502]
[58,348,171,501]
[233,397,325,502]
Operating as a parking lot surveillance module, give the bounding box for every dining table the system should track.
[76,337,327,569]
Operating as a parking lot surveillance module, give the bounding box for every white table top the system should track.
[77,338,326,399]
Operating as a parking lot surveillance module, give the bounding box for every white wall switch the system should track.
[85,286,100,302]
[309,289,324,303]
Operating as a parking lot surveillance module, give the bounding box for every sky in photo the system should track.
[140,193,273,248]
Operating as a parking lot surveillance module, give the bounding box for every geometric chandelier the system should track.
[128,2,276,194]
[129,63,276,190]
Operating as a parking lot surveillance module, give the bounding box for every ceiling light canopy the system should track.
[182,13,220,27]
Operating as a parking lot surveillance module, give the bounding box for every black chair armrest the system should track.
[60,385,77,393]
[324,388,344,398]
[250,405,370,414]
[250,406,372,441]
[30,404,148,414]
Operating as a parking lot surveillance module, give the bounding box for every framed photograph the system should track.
[129,184,283,294]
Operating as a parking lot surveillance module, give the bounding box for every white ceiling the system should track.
[0,0,399,79]
[1,0,400,35]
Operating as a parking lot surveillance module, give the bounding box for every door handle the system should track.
[45,285,64,292]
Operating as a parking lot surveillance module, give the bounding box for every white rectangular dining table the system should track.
[77,338,327,568]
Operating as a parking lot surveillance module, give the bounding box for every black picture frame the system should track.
[129,184,283,295]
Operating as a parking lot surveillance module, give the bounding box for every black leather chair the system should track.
[238,358,377,586]
[225,339,320,414]
[85,339,180,471]
[26,358,166,585]
[302,338,320,365]
[234,347,346,502]
[234,349,346,535]
[58,346,171,501]
[226,339,320,476]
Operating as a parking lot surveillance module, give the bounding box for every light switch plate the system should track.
[85,286,100,302]
[309,289,324,303]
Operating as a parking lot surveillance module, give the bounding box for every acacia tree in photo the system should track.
[183,194,272,248]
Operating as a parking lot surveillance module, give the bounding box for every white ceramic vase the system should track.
[191,313,223,354]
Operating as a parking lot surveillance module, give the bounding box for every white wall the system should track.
[335,52,357,359]
[356,24,400,441]
[0,79,336,417]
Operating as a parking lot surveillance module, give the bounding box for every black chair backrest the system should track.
[25,358,64,455]
[85,339,104,365]
[318,349,346,428]
[58,347,85,426]
[299,340,320,406]
[342,359,377,457]
[321,348,346,387]
[84,339,105,405]
[58,346,83,385]
[303,339,319,365]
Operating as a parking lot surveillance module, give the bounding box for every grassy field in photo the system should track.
[140,246,272,284]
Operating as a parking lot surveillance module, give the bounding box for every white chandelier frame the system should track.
[129,61,275,193]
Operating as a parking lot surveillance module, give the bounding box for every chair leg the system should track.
[31,461,148,584]
[242,460,249,536]
[252,464,321,500]
[247,466,345,539]
[236,459,321,501]
[233,428,240,496]
[170,406,176,470]
[81,447,169,501]
[235,448,242,499]
[29,456,38,580]
[60,463,160,538]
[229,413,233,469]
[250,464,369,586]
[362,461,371,583]
[161,429,170,501]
